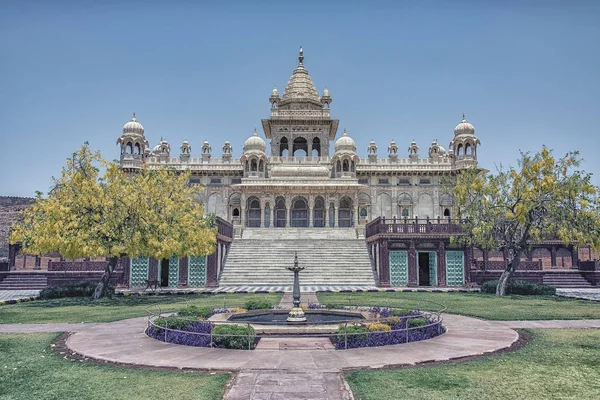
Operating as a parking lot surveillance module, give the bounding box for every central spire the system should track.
[280,47,321,106]
[298,46,304,66]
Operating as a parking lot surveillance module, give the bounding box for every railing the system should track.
[476,260,543,271]
[216,217,234,239]
[365,216,465,238]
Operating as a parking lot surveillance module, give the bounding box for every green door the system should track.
[129,256,149,287]
[428,251,438,287]
[188,255,207,287]
[445,251,465,286]
[168,255,179,287]
[389,250,408,286]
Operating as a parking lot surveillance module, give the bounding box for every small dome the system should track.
[334,129,357,153]
[271,87,279,96]
[454,114,475,136]
[182,139,189,145]
[243,128,266,153]
[323,88,329,96]
[122,113,144,135]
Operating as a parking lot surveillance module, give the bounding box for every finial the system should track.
[132,112,136,120]
[462,112,466,121]
[343,128,347,136]
[298,46,304,65]
[253,127,258,136]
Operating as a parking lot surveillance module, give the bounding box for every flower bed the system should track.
[330,308,445,350]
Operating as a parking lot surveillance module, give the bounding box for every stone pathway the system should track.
[0,289,40,301]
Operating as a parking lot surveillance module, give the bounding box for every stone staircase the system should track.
[543,271,593,288]
[219,228,376,286]
[0,273,48,290]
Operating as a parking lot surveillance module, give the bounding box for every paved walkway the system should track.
[556,288,600,302]
[0,290,40,301]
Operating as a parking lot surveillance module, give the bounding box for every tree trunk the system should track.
[496,258,520,296]
[91,256,118,300]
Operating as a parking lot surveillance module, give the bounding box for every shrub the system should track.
[231,307,247,313]
[481,279,556,296]
[382,316,401,326]
[178,305,213,318]
[366,322,392,332]
[244,299,273,310]
[153,316,194,331]
[407,317,428,328]
[212,324,256,350]
[391,308,413,316]
[39,282,114,299]
[337,324,368,341]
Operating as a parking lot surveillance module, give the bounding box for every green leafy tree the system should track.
[451,147,600,296]
[10,144,216,299]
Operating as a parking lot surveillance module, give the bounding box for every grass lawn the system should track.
[345,329,600,400]
[0,293,282,324]
[317,291,600,320]
[0,333,230,400]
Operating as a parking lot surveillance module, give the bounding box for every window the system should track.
[188,178,202,185]
[209,178,222,185]
[231,178,241,184]
[358,178,369,184]
[419,178,431,185]
[378,178,390,185]
[397,178,411,186]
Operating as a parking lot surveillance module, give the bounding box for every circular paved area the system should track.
[65,313,519,371]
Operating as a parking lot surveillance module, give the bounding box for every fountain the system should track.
[286,252,306,322]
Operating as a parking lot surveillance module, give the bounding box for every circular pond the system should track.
[227,309,365,324]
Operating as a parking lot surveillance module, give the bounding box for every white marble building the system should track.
[117,48,481,228]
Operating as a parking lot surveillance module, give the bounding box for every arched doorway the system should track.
[293,137,308,156]
[291,197,309,227]
[275,197,286,227]
[247,198,261,227]
[339,197,353,227]
[313,196,325,227]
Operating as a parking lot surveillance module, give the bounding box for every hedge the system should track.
[39,282,114,299]
[481,279,556,296]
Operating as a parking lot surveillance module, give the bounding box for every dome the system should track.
[243,128,266,153]
[334,129,357,153]
[122,113,144,135]
[280,47,321,106]
[454,114,475,136]
[323,88,329,97]
[271,87,279,96]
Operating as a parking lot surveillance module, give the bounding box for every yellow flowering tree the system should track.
[452,147,600,296]
[10,144,216,299]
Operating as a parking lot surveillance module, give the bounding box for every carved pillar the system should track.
[179,256,188,286]
[551,246,557,268]
[408,240,418,287]
[570,245,578,269]
[354,205,360,227]
[270,207,274,229]
[260,207,265,228]
[309,206,314,227]
[334,207,339,228]
[241,204,246,227]
[483,248,489,270]
[206,247,218,288]
[285,198,291,228]
[378,240,390,287]
[325,204,330,227]
[438,241,446,287]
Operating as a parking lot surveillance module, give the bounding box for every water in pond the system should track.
[227,310,365,324]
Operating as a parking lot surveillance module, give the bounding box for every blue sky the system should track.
[1,0,599,196]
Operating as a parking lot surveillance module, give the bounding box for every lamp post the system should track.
[287,251,306,322]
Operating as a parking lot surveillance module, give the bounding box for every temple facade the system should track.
[117,48,481,229]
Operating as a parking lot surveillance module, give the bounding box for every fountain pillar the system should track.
[287,252,306,322]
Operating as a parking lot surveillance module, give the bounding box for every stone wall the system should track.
[0,197,35,258]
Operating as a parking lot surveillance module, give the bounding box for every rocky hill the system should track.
[0,197,35,258]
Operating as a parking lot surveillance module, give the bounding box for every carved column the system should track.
[309,207,314,228]
[378,240,390,287]
[334,207,339,228]
[286,199,291,228]
[570,245,578,269]
[354,204,360,227]
[270,207,274,229]
[240,205,246,227]
[325,204,330,227]
[260,205,265,228]
[438,241,446,287]
[551,246,557,268]
[408,240,418,287]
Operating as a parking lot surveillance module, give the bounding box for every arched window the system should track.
[465,143,472,156]
[457,144,464,158]
[280,137,289,156]
[312,137,321,157]
[247,198,261,227]
[126,142,133,154]
[444,208,451,217]
[250,159,258,171]
[343,159,349,172]
[338,197,353,227]
[259,160,264,172]
[232,208,240,217]
[134,143,141,155]
[402,208,409,217]
[336,160,342,173]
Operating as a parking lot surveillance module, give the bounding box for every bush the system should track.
[244,299,273,310]
[212,324,256,350]
[153,316,194,331]
[391,308,413,317]
[481,279,556,296]
[366,322,391,332]
[39,282,114,299]
[178,305,213,318]
[407,317,428,328]
[337,324,368,341]
[382,316,401,326]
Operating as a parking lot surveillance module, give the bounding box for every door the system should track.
[188,255,207,286]
[389,250,408,286]
[445,251,465,286]
[129,256,149,287]
[428,251,438,287]
[168,255,179,287]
